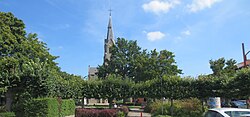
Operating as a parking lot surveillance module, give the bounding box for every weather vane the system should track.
[108,0,112,16]
[108,8,112,16]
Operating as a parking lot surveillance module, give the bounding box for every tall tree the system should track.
[231,68,250,108]
[98,38,142,80]
[0,12,58,111]
[98,38,181,82]
[209,58,237,77]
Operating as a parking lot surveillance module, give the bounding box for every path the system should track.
[127,108,151,117]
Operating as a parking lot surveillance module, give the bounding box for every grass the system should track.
[127,106,141,109]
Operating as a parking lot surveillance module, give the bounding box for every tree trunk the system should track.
[247,97,250,109]
[170,98,174,116]
[108,98,113,109]
[201,98,205,112]
[225,98,230,107]
[6,88,14,111]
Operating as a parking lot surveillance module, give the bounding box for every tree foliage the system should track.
[209,58,237,77]
[0,12,84,111]
[98,38,181,82]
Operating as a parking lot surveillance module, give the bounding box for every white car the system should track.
[205,108,250,117]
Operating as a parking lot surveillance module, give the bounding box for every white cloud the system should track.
[181,30,191,36]
[147,31,165,41]
[187,0,222,12]
[142,0,180,15]
[58,46,63,49]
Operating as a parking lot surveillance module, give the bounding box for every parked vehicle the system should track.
[205,108,250,117]
[231,100,247,108]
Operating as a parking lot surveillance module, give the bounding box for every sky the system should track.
[1,0,250,77]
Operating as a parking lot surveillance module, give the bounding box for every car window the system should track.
[216,112,224,117]
[225,111,250,117]
[205,110,224,117]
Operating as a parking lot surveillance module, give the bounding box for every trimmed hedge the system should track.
[61,99,75,116]
[0,112,16,117]
[24,98,59,117]
[75,108,118,117]
[14,98,75,117]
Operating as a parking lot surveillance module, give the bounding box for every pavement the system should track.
[127,108,151,117]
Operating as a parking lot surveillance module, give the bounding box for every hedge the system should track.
[75,108,118,117]
[24,98,59,117]
[0,112,16,117]
[61,99,75,116]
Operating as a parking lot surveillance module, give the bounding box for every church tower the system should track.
[104,11,115,64]
[88,11,115,80]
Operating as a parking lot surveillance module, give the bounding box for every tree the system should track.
[209,58,237,77]
[98,38,181,82]
[98,38,142,81]
[231,68,250,108]
[0,12,58,111]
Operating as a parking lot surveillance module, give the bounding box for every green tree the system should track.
[209,58,237,77]
[231,68,250,108]
[98,38,181,82]
[0,12,58,111]
[98,38,142,80]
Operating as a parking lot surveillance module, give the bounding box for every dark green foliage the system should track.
[231,68,250,99]
[0,112,15,117]
[97,38,181,82]
[23,98,59,117]
[209,58,237,77]
[60,99,75,116]
[0,11,84,112]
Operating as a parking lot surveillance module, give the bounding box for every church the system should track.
[87,12,115,105]
[88,11,115,80]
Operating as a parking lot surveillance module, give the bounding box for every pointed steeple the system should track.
[107,10,114,45]
[104,10,115,64]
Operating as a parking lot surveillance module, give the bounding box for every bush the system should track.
[75,108,119,117]
[99,109,117,117]
[145,98,204,117]
[117,111,125,117]
[144,101,167,115]
[61,99,75,116]
[118,106,129,115]
[24,98,59,117]
[0,112,15,117]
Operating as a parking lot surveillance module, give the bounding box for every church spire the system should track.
[104,10,115,64]
[107,9,114,44]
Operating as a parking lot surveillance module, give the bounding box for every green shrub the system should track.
[0,112,15,117]
[144,100,167,114]
[24,98,59,117]
[60,99,75,116]
[0,106,6,112]
[145,98,204,117]
[173,98,204,117]
[117,111,125,117]
[118,106,129,115]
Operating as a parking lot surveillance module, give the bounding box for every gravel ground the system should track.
[127,111,151,117]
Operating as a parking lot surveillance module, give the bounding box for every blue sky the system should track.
[1,0,250,77]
